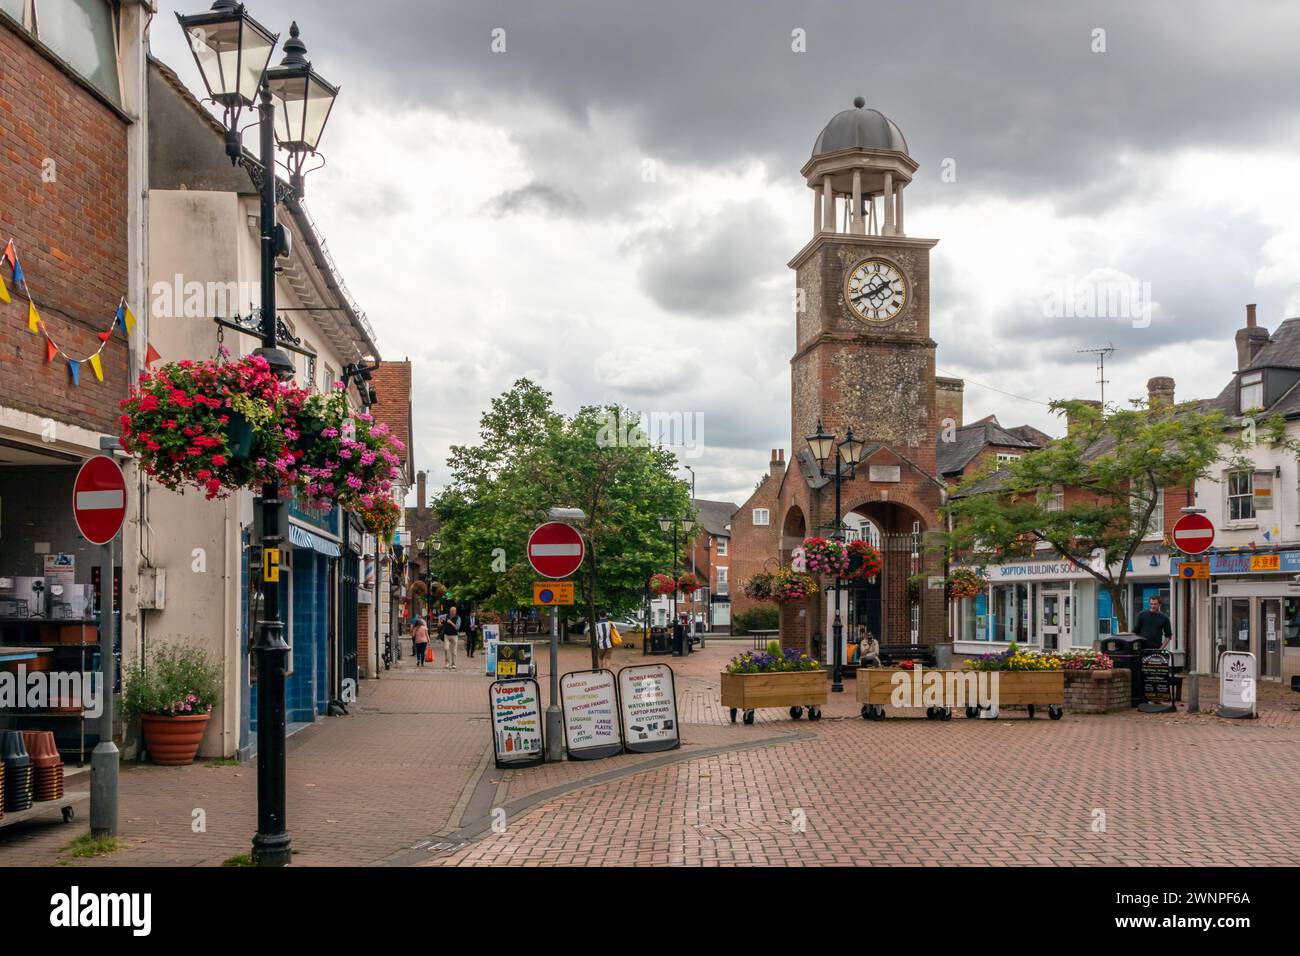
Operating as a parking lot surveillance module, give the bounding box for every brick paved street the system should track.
[3,637,1298,867]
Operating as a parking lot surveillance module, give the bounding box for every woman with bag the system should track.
[411,617,430,668]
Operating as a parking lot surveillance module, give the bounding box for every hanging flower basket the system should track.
[649,573,677,597]
[947,567,986,600]
[119,356,303,500]
[772,565,819,603]
[677,572,702,595]
[359,496,401,542]
[800,537,850,575]
[291,387,405,512]
[846,540,883,579]
[428,581,447,603]
[742,571,775,602]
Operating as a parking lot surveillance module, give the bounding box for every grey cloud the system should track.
[483,182,587,218]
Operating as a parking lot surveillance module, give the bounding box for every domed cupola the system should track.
[802,97,918,238]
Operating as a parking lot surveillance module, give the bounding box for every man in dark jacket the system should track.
[1133,596,1172,650]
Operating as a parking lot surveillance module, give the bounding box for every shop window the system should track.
[752,508,769,526]
[1239,371,1263,414]
[1285,597,1300,649]
[1227,470,1254,522]
[33,0,122,104]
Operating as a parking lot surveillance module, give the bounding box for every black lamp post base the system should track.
[252,833,292,867]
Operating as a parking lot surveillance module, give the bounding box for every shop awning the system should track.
[289,524,341,557]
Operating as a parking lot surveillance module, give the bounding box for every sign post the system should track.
[1174,508,1214,713]
[74,455,127,839]
[529,519,586,762]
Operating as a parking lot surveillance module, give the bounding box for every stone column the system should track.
[882,171,894,235]
[822,174,834,234]
[814,188,822,234]
[895,182,905,236]
[851,169,863,235]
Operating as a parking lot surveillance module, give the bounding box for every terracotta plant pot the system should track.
[140,713,211,766]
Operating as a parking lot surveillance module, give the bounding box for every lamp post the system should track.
[177,0,340,868]
[659,515,694,655]
[806,419,867,693]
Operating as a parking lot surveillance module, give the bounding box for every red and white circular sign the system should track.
[1171,512,1214,556]
[73,455,127,546]
[527,522,584,579]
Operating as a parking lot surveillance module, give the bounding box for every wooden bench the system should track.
[878,643,937,667]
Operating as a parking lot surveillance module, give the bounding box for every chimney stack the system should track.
[416,470,427,516]
[1236,303,1269,370]
[1065,400,1102,436]
[936,376,964,428]
[770,448,786,481]
[1146,376,1175,409]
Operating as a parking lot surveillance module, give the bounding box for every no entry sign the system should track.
[1171,512,1214,556]
[73,455,127,545]
[527,522,584,579]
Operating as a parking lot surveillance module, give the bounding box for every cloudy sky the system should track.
[152,0,1300,505]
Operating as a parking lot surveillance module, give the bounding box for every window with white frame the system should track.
[715,567,728,595]
[996,453,1021,463]
[1239,371,1264,414]
[12,1,123,104]
[1227,470,1255,521]
[1130,482,1164,539]
[714,537,727,556]
[752,508,769,526]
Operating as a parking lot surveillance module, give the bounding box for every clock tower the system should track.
[789,97,939,476]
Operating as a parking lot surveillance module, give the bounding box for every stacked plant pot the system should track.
[2,730,33,813]
[21,731,64,801]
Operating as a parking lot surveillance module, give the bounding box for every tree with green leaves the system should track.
[943,399,1235,633]
[433,380,693,667]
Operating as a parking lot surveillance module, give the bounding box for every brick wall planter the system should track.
[1063,669,1132,713]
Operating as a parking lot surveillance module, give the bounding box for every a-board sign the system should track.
[559,669,623,760]
[482,624,500,677]
[1138,649,1177,713]
[617,662,680,753]
[494,642,533,678]
[1217,651,1258,719]
[489,678,545,769]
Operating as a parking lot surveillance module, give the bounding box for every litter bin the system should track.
[1101,636,1144,707]
[647,626,671,655]
[672,622,686,656]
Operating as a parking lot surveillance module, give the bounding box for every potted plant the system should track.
[741,571,775,602]
[946,567,986,600]
[800,536,850,575]
[846,539,882,579]
[122,643,223,765]
[961,642,1066,718]
[721,647,827,724]
[771,565,819,603]
[290,387,404,511]
[358,496,401,542]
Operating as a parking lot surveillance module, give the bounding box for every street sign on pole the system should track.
[527,522,585,579]
[73,456,127,545]
[1171,513,1214,555]
[534,581,575,605]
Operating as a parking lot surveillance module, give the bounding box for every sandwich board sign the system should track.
[489,678,545,768]
[1217,651,1258,719]
[617,663,680,754]
[1138,649,1177,713]
[559,668,623,760]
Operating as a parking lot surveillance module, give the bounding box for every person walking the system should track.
[594,611,614,670]
[442,605,462,670]
[464,609,478,659]
[411,617,429,668]
[1133,595,1173,650]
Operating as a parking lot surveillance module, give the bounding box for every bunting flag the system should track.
[144,343,162,366]
[1,237,132,386]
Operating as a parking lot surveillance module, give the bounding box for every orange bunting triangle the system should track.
[88,353,104,382]
[46,339,58,363]
[2,240,15,270]
[144,343,162,366]
[27,300,40,333]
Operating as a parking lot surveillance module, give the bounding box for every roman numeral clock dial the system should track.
[846,258,906,322]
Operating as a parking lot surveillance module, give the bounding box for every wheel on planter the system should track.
[62,806,75,823]
[790,706,804,720]
[1048,705,1064,721]
[965,706,979,719]
[874,705,887,721]
[1026,704,1036,719]
[729,708,737,724]
[939,707,952,721]
[808,706,822,721]
[861,704,872,720]
[743,710,755,725]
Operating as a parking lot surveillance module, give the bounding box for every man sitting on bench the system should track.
[859,629,882,668]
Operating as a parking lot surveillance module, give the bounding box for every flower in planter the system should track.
[801,537,850,576]
[899,659,915,670]
[725,648,822,674]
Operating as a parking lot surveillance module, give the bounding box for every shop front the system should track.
[952,548,1174,658]
[1196,550,1300,683]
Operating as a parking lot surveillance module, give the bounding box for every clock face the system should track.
[845,259,906,322]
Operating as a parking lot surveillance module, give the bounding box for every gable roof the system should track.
[937,416,1044,475]
[693,498,739,537]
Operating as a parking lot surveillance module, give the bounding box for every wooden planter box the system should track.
[721,669,827,723]
[857,668,1065,719]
